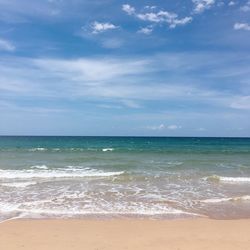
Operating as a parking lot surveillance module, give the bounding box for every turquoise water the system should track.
[0,136,250,221]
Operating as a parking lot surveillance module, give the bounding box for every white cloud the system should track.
[138,26,153,35]
[97,104,122,109]
[122,4,135,15]
[192,0,215,14]
[122,4,192,29]
[144,5,157,10]
[121,99,141,108]
[147,124,165,130]
[147,124,181,130]
[137,11,177,23]
[167,125,182,130]
[230,96,250,110]
[0,38,15,52]
[240,1,250,11]
[91,21,118,34]
[228,1,235,6]
[169,17,193,29]
[234,22,250,31]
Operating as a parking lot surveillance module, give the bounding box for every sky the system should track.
[0,0,250,136]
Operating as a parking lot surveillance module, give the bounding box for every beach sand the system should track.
[0,219,250,250]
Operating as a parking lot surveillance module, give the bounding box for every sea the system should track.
[0,136,250,222]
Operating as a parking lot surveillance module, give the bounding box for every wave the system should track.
[30,165,48,170]
[26,147,115,152]
[0,200,202,219]
[0,181,37,188]
[29,148,47,152]
[102,148,114,152]
[204,175,250,183]
[0,168,124,180]
[201,195,250,203]
[166,161,183,166]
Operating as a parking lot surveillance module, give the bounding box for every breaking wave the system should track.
[204,175,250,183]
[0,167,124,180]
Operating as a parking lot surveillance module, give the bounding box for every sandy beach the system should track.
[0,219,250,250]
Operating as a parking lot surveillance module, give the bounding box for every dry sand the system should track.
[0,219,250,250]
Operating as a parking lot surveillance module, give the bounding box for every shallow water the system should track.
[0,136,250,221]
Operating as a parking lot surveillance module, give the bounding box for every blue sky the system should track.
[0,0,250,136]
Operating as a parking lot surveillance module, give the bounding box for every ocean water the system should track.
[0,136,250,222]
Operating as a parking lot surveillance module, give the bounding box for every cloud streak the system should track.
[147,124,182,130]
[230,96,250,110]
[0,38,15,52]
[1,52,249,113]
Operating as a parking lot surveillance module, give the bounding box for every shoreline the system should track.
[1,218,250,250]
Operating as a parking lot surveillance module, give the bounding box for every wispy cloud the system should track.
[90,21,118,34]
[167,125,182,130]
[169,17,193,29]
[197,127,207,131]
[147,124,182,130]
[192,0,215,14]
[234,22,250,31]
[121,99,141,108]
[101,38,124,49]
[0,100,67,114]
[122,4,192,31]
[1,52,250,113]
[0,0,64,23]
[230,96,250,110]
[240,0,250,12]
[138,26,153,35]
[147,124,165,130]
[33,57,149,82]
[0,38,15,52]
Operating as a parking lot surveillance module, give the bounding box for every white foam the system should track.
[29,148,47,152]
[0,202,20,213]
[219,177,250,183]
[166,161,183,166]
[0,181,37,188]
[30,165,48,170]
[201,195,250,203]
[0,168,124,180]
[205,175,250,183]
[52,148,60,151]
[0,200,202,218]
[102,148,114,152]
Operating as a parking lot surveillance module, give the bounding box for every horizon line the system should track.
[1,135,250,139]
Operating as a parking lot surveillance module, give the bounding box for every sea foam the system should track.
[102,148,114,152]
[30,165,48,170]
[29,148,47,152]
[0,200,203,220]
[204,175,250,183]
[0,168,124,180]
[0,181,37,188]
[201,195,250,203]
